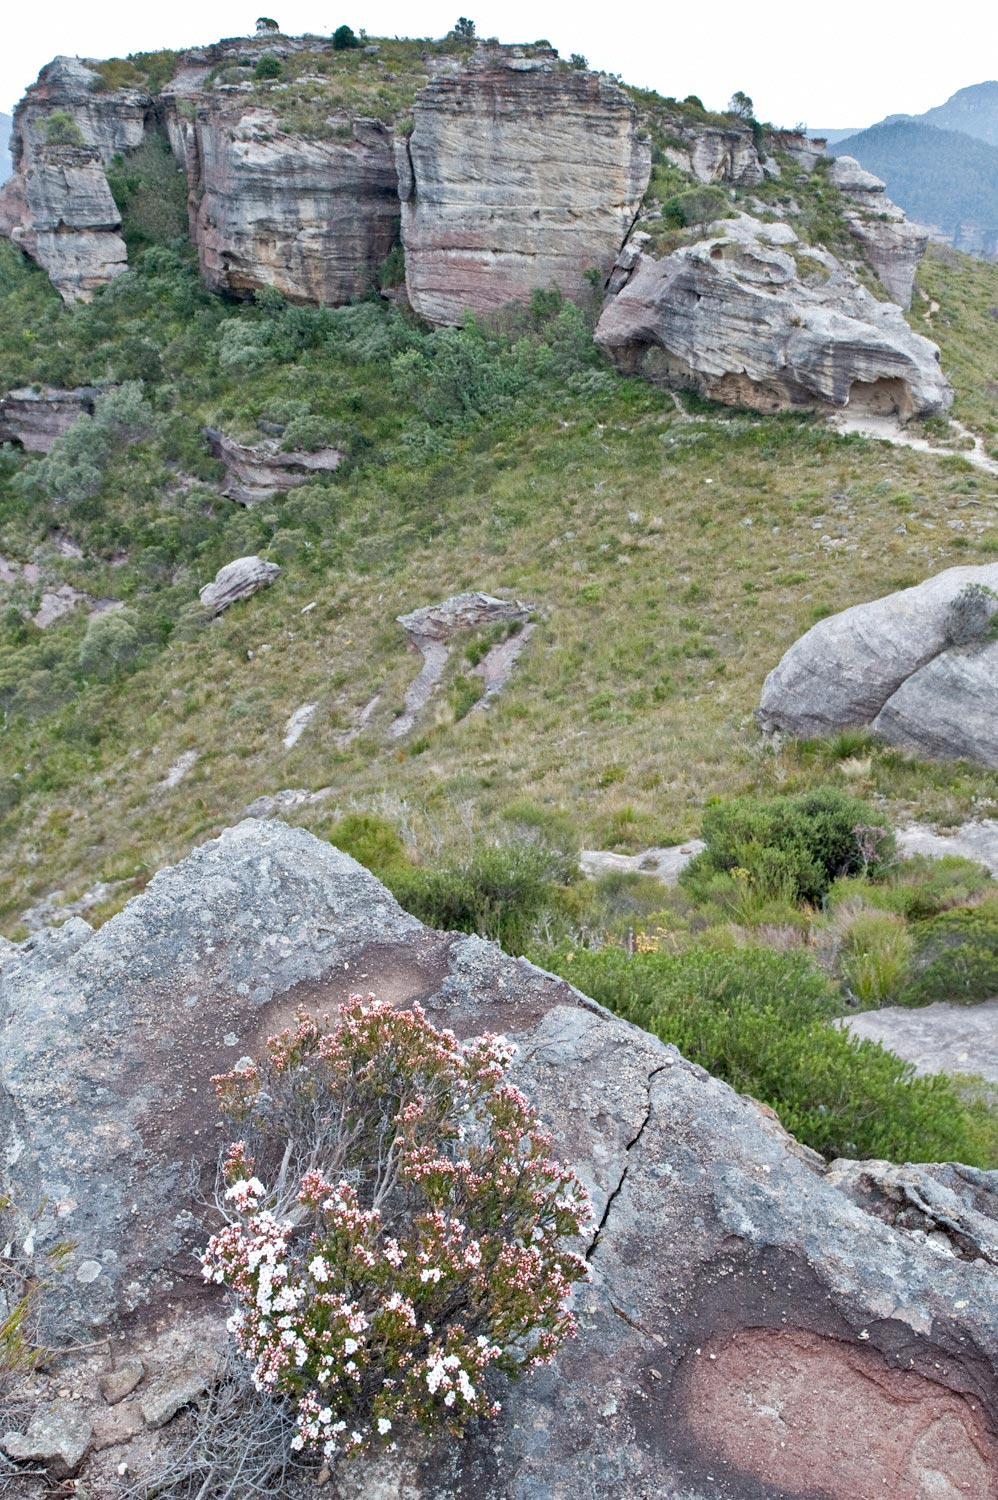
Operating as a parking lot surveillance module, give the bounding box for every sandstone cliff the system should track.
[2,820,998,1496]
[595,215,952,419]
[396,44,651,324]
[182,106,400,303]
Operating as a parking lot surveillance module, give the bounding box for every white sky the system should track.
[3,0,996,127]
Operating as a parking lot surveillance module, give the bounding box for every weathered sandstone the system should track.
[2,819,998,1496]
[0,144,126,302]
[596,215,952,418]
[391,591,532,737]
[758,563,998,764]
[205,426,343,504]
[0,385,99,451]
[198,555,280,614]
[829,154,928,308]
[398,44,651,324]
[184,107,401,304]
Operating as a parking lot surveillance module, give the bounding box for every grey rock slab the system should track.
[873,635,998,766]
[204,428,342,506]
[579,840,706,884]
[897,819,998,873]
[5,819,998,1495]
[139,1365,212,1429]
[2,1404,93,1477]
[758,562,998,739]
[841,999,998,1082]
[391,592,532,738]
[198,555,280,615]
[0,384,98,452]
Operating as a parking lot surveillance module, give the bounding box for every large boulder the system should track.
[595,215,952,418]
[0,145,127,302]
[758,563,998,764]
[391,591,533,737]
[397,44,650,325]
[184,106,401,305]
[3,819,998,1494]
[198,554,280,614]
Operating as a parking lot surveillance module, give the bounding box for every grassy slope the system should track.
[1,118,998,933]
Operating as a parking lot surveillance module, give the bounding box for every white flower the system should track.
[444,1391,456,1407]
[377,1418,392,1435]
[344,1338,359,1355]
[309,1255,329,1284]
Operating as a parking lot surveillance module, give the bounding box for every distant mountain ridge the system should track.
[0,114,11,183]
[825,83,998,262]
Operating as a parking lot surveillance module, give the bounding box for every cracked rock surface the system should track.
[3,820,998,1494]
[758,562,998,764]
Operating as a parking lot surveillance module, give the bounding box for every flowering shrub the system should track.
[202,997,591,1462]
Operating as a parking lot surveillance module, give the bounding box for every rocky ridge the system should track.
[2,818,998,1496]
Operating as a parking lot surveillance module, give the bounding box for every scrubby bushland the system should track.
[901,897,998,1005]
[546,944,998,1165]
[681,787,894,909]
[203,998,590,1460]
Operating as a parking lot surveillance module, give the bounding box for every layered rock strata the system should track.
[0,144,126,302]
[596,215,952,418]
[183,108,401,303]
[0,385,99,451]
[758,563,998,764]
[204,427,343,503]
[2,819,998,1496]
[829,155,928,308]
[397,44,651,324]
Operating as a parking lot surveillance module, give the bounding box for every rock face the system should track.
[398,44,650,325]
[596,215,952,419]
[0,56,140,301]
[184,107,401,304]
[828,155,928,308]
[0,385,99,451]
[205,427,343,504]
[391,591,532,738]
[0,144,127,302]
[758,563,998,764]
[198,555,280,614]
[3,818,998,1496]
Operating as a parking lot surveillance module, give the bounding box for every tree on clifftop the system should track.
[255,16,280,32]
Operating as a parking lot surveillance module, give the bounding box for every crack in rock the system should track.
[586,1063,670,1262]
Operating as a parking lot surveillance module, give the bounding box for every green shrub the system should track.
[254,55,283,80]
[548,945,995,1164]
[386,841,558,954]
[332,24,360,49]
[107,135,189,252]
[674,186,732,235]
[683,787,894,908]
[44,110,84,147]
[827,854,992,921]
[78,608,142,680]
[326,812,408,876]
[902,897,998,1005]
[837,907,915,1008]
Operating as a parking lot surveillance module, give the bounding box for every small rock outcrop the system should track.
[398,45,650,325]
[758,563,998,764]
[185,108,401,304]
[596,215,952,419]
[3,819,998,1495]
[205,427,343,504]
[828,155,928,309]
[198,555,280,614]
[0,385,99,451]
[391,591,532,737]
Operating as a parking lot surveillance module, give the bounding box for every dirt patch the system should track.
[680,1326,997,1498]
